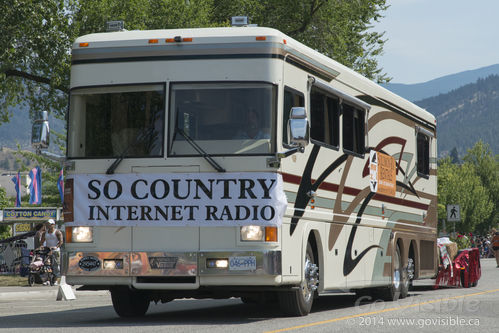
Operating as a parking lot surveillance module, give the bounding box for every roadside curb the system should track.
[0,287,109,301]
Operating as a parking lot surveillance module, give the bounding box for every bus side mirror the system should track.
[287,107,309,150]
[32,111,50,152]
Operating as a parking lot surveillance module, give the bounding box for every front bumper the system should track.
[65,250,281,278]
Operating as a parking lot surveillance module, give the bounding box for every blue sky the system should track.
[373,0,499,84]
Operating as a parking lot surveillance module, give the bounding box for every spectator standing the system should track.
[33,223,46,249]
[482,237,490,258]
[41,219,63,284]
[491,229,499,268]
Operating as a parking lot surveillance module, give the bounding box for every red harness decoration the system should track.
[434,248,481,289]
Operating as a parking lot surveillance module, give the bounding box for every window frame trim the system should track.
[308,76,371,111]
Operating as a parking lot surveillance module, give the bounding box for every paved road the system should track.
[1,259,498,332]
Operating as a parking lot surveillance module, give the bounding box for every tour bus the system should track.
[37,21,438,317]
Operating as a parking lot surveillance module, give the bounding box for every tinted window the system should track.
[68,85,165,158]
[169,82,276,156]
[417,132,430,176]
[310,87,340,149]
[343,103,365,155]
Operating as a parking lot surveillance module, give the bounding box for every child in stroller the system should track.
[28,247,56,286]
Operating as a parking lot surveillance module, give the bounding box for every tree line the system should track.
[1,0,390,239]
[2,1,497,238]
[438,141,499,235]
[0,0,389,125]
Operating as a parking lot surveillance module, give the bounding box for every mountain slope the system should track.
[415,75,499,156]
[382,64,499,101]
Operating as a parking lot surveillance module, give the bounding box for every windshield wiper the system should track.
[174,127,225,173]
[106,128,154,174]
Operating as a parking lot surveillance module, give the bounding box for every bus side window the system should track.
[283,87,304,144]
[342,103,365,156]
[310,87,340,149]
[417,132,430,177]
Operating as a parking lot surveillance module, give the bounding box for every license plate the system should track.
[229,256,257,271]
[149,257,178,269]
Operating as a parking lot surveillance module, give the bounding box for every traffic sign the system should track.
[447,204,461,222]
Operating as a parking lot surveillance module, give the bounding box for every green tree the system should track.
[211,0,389,82]
[449,147,460,164]
[438,157,494,234]
[462,141,499,232]
[1,0,389,125]
[0,187,10,239]
[0,0,76,123]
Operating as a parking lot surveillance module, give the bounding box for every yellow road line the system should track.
[265,288,499,333]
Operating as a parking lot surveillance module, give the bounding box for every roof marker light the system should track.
[232,16,249,27]
[256,36,266,41]
[79,42,89,47]
[148,39,159,44]
[166,37,192,43]
[283,39,287,44]
[106,20,124,32]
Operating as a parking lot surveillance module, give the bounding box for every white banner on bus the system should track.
[70,172,287,227]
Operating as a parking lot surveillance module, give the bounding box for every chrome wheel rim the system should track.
[406,257,415,288]
[302,253,319,303]
[393,250,401,290]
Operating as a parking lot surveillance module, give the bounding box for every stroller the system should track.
[28,247,56,286]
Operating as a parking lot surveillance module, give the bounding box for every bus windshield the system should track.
[169,82,276,156]
[68,84,165,158]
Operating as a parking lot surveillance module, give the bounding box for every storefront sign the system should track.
[1,208,58,222]
[70,172,287,227]
[14,223,32,234]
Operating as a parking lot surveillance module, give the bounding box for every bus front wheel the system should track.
[111,287,150,317]
[278,242,319,316]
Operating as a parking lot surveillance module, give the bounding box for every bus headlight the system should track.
[67,226,93,243]
[240,226,263,241]
[240,226,278,242]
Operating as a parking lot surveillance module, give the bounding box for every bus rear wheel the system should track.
[278,242,318,316]
[111,287,150,317]
[379,245,406,301]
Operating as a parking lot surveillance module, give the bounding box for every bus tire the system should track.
[380,245,405,301]
[278,242,318,316]
[111,287,150,317]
